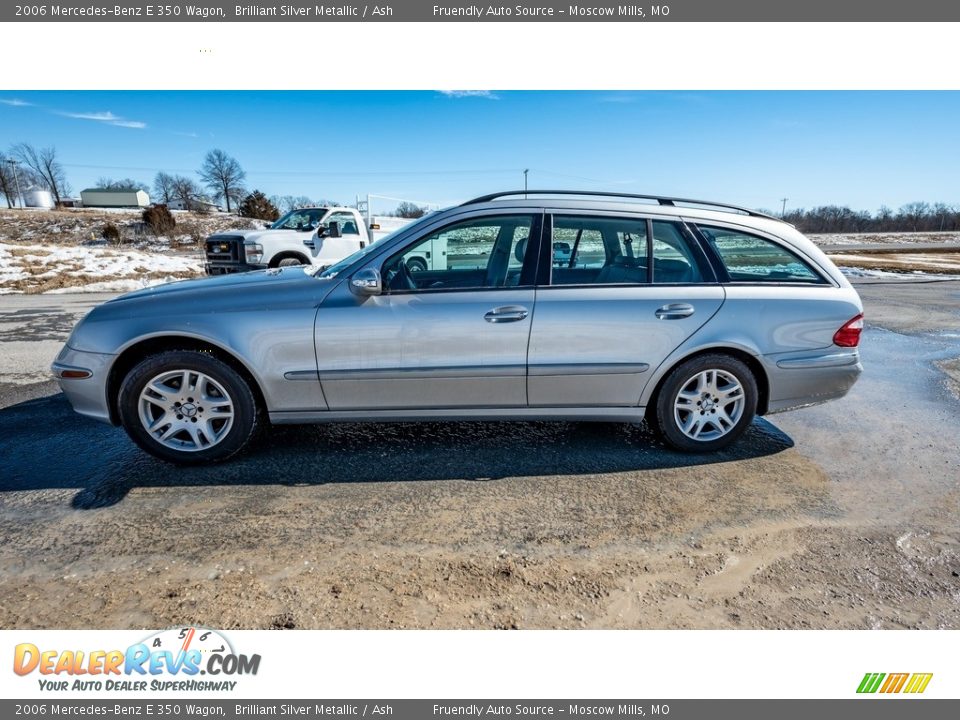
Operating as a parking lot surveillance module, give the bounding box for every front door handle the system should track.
[655,303,695,320]
[484,305,529,323]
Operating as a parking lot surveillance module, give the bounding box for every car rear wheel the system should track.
[654,354,757,452]
[118,350,261,464]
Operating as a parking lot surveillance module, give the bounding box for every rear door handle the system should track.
[484,305,529,323]
[655,303,695,320]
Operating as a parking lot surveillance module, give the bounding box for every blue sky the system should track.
[0,91,957,213]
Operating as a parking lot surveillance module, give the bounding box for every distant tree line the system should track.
[4,141,952,233]
[780,202,960,234]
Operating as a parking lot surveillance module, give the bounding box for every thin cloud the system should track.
[57,109,147,128]
[173,131,199,138]
[0,98,32,107]
[59,110,121,121]
[438,90,499,100]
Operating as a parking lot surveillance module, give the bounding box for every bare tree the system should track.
[270,195,318,213]
[395,201,428,218]
[170,175,201,209]
[199,149,245,213]
[153,172,176,204]
[96,177,149,192]
[0,153,20,208]
[899,201,930,232]
[11,143,70,205]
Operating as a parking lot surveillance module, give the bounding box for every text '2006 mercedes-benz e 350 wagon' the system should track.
[53,191,864,464]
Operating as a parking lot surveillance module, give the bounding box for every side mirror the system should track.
[327,220,342,239]
[349,267,382,297]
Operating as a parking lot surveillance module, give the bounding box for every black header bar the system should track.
[5,1,960,22]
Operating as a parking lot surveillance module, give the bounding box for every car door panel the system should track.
[316,284,534,410]
[313,212,542,411]
[527,286,725,406]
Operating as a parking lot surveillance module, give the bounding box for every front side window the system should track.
[699,226,825,283]
[382,215,534,292]
[272,208,327,231]
[326,211,360,235]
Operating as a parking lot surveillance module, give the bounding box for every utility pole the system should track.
[780,197,788,217]
[7,159,23,209]
[523,169,529,197]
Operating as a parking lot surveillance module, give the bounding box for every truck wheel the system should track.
[277,257,303,267]
[406,258,428,273]
[118,350,261,464]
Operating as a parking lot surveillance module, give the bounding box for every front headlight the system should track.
[245,243,264,264]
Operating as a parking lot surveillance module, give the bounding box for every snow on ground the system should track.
[809,231,960,247]
[839,265,960,280]
[0,241,203,294]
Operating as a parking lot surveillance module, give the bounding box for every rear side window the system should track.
[651,221,704,284]
[550,216,705,285]
[700,226,826,284]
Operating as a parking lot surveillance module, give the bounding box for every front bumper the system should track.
[204,261,266,275]
[51,345,116,424]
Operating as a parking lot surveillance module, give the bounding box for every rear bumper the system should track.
[764,349,862,414]
[51,345,116,424]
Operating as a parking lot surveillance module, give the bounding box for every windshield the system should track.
[316,211,441,280]
[271,208,328,230]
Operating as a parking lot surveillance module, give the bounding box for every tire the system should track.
[653,353,758,453]
[406,257,428,273]
[277,256,304,267]
[118,350,261,464]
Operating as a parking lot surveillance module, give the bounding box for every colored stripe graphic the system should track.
[857,672,932,694]
[857,673,885,693]
[880,673,909,693]
[904,673,934,694]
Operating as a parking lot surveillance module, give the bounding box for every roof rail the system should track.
[460,190,781,221]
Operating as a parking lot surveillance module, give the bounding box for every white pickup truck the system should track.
[204,207,413,275]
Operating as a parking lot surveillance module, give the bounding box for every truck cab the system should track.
[205,206,372,275]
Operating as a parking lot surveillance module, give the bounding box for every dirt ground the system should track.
[0,281,959,630]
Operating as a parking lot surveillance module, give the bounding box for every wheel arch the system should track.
[643,345,770,420]
[268,251,310,268]
[106,335,269,425]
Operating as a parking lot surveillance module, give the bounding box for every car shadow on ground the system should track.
[0,393,794,509]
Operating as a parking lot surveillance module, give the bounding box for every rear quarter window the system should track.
[699,226,826,284]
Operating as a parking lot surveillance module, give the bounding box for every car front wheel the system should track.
[118,350,260,464]
[654,354,758,452]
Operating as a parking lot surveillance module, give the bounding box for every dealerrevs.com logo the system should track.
[13,627,260,693]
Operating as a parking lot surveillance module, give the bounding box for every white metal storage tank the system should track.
[24,187,55,209]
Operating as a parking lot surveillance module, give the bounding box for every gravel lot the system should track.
[0,281,958,630]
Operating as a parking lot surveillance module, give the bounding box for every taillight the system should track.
[833,313,863,347]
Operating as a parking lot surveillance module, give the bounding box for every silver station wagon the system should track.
[53,191,864,463]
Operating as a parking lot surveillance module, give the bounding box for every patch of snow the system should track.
[44,277,185,294]
[0,241,203,292]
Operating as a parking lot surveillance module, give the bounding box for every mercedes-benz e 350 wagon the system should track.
[54,191,864,463]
